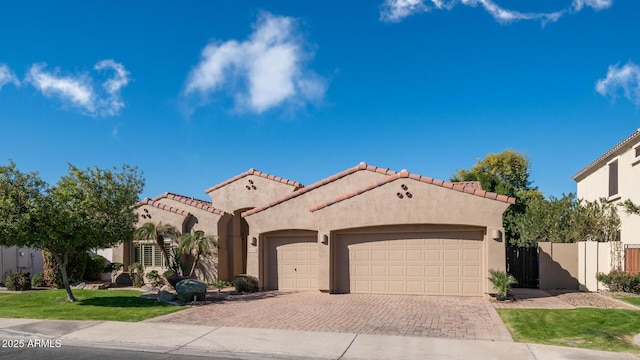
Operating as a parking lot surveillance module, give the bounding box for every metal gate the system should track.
[506,245,539,288]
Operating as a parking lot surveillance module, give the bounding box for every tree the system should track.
[179,229,219,277]
[133,222,180,268]
[515,194,620,247]
[451,149,542,244]
[0,161,144,302]
[621,199,640,216]
[451,149,532,196]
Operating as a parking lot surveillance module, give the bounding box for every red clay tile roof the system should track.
[308,170,516,212]
[153,192,228,216]
[136,198,191,217]
[452,181,482,190]
[204,168,303,194]
[241,162,397,217]
[573,128,640,181]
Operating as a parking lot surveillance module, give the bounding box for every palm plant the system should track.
[133,222,180,267]
[488,269,517,301]
[179,229,220,277]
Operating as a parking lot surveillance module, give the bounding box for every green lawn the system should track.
[497,308,640,354]
[0,289,184,322]
[615,296,640,307]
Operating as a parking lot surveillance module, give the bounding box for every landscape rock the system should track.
[140,284,155,292]
[158,290,177,303]
[84,283,110,290]
[160,284,173,292]
[71,281,86,289]
[175,279,206,302]
[114,273,133,286]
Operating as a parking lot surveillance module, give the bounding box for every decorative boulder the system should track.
[175,279,207,302]
[114,273,133,286]
[71,281,86,289]
[166,275,196,288]
[140,284,155,292]
[158,290,177,303]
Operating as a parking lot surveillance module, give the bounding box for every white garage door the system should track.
[335,230,484,296]
[265,235,318,291]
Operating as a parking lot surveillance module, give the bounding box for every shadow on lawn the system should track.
[77,296,172,308]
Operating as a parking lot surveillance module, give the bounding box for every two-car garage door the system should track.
[263,227,485,296]
[334,228,484,296]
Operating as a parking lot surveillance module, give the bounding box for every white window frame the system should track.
[134,241,171,269]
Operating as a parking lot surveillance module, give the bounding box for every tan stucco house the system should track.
[122,162,514,296]
[573,128,640,270]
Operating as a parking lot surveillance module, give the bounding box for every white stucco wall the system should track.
[575,134,640,245]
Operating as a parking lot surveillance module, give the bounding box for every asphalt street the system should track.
[0,346,237,360]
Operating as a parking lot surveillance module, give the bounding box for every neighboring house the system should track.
[573,128,640,271]
[120,162,514,296]
[0,246,44,282]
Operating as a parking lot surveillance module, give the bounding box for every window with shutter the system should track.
[143,245,153,267]
[609,160,618,197]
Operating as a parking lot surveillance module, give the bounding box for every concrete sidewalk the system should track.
[0,318,637,360]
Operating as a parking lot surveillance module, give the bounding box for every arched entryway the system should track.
[217,209,250,281]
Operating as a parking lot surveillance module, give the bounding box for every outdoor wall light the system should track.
[491,229,502,242]
[322,234,329,245]
[251,237,257,246]
[19,252,24,256]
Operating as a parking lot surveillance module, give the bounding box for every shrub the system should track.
[210,280,234,289]
[488,269,517,300]
[5,271,32,291]
[84,253,108,281]
[234,274,259,293]
[145,270,164,288]
[43,249,87,288]
[596,270,640,293]
[129,262,145,288]
[162,270,176,278]
[104,262,123,273]
[31,272,46,287]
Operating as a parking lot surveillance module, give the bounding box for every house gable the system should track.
[309,170,514,230]
[204,168,303,213]
[573,128,640,182]
[135,198,192,236]
[242,162,396,233]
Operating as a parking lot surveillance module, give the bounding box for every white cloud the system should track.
[25,60,130,117]
[184,12,326,114]
[596,62,640,105]
[381,0,611,24]
[380,0,433,22]
[572,0,613,11]
[95,59,130,116]
[0,64,19,89]
[26,63,95,112]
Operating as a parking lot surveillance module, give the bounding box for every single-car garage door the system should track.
[334,228,484,296]
[265,233,318,291]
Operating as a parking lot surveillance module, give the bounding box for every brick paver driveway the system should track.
[145,291,512,341]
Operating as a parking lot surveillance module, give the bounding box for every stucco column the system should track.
[232,213,243,276]
[318,230,331,292]
[246,233,260,285]
[485,227,506,294]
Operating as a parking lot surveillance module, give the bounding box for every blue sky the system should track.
[1,0,639,201]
